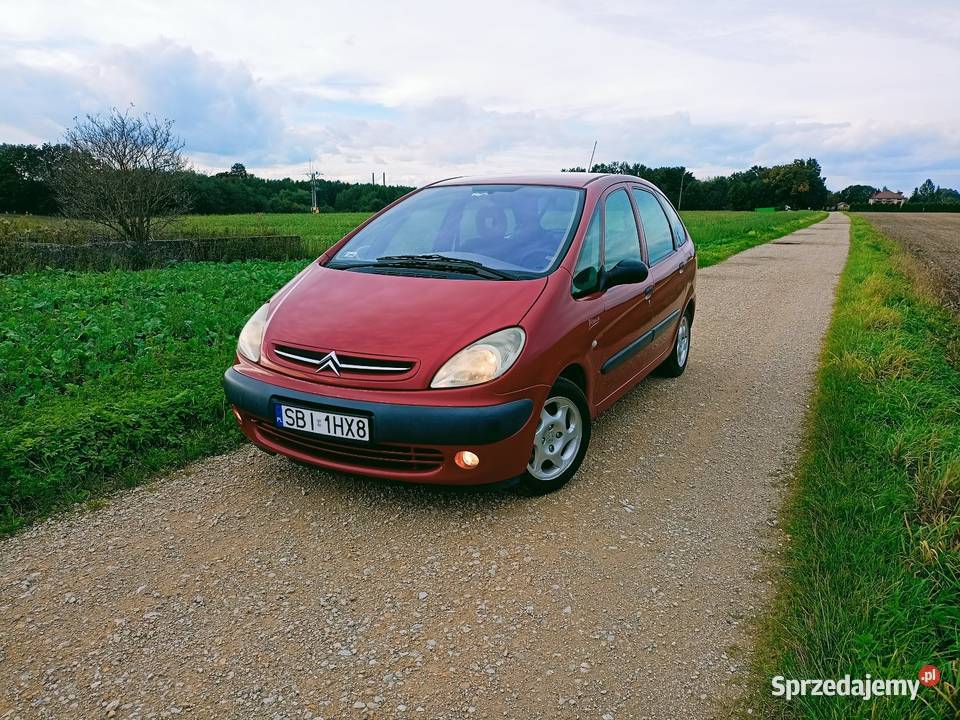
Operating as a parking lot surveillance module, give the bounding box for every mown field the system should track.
[751,215,959,718]
[0,210,825,533]
[3,209,825,262]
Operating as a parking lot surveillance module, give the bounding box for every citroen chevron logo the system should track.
[315,350,342,376]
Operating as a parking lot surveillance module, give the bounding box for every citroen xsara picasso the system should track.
[224,173,696,493]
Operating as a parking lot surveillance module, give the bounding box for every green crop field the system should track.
[3,210,825,264]
[0,210,827,533]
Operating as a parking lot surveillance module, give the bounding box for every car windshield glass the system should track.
[328,184,584,276]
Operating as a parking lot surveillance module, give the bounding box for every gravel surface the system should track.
[859,212,960,312]
[0,214,849,720]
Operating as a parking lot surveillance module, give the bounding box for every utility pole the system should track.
[372,172,375,184]
[382,171,386,186]
[305,163,322,213]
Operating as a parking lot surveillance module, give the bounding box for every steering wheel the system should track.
[517,246,552,269]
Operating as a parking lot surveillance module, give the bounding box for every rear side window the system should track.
[571,206,601,297]
[632,189,674,264]
[603,189,642,271]
[657,194,687,246]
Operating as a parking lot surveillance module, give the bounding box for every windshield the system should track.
[328,184,585,277]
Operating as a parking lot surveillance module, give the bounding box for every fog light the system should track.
[455,451,480,470]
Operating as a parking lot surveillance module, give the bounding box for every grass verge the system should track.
[749,215,960,718]
[685,210,827,267]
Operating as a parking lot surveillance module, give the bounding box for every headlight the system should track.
[237,303,270,362]
[431,327,526,388]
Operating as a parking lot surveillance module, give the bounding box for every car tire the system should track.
[656,310,692,378]
[516,377,592,495]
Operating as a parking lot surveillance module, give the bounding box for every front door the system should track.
[594,186,658,402]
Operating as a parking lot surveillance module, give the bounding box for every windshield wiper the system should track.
[336,254,516,280]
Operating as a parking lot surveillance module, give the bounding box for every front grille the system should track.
[273,344,415,375]
[255,422,444,473]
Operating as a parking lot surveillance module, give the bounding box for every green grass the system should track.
[750,215,960,718]
[681,210,827,267]
[0,260,304,533]
[5,210,825,267]
[0,210,828,534]
[172,213,371,254]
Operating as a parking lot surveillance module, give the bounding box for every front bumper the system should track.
[223,368,540,484]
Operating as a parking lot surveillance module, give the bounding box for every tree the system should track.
[837,184,877,206]
[228,162,248,179]
[51,108,190,244]
[911,179,938,203]
[0,143,67,214]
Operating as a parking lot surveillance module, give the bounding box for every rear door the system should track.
[631,186,686,364]
[594,185,658,401]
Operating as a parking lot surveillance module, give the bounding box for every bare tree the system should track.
[52,107,190,244]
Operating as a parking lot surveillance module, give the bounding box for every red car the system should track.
[224,173,696,493]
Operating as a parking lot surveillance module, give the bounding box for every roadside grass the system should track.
[683,210,827,267]
[749,215,960,718]
[0,210,828,534]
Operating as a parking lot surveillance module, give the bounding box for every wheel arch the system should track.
[557,363,590,403]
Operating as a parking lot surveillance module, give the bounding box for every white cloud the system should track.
[2,0,959,191]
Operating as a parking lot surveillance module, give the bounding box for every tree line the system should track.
[564,159,831,210]
[0,143,413,216]
[832,180,960,208]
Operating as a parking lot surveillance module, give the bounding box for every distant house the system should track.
[836,202,850,211]
[868,190,906,206]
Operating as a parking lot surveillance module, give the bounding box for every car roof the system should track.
[427,173,656,191]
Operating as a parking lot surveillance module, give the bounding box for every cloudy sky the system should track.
[3,0,959,191]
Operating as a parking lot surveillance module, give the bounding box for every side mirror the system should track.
[601,259,649,291]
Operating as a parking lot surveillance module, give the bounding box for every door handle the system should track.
[643,285,654,300]
[677,259,687,274]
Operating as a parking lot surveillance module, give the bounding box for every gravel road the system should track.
[0,214,849,720]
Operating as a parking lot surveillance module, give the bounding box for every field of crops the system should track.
[0,260,304,532]
[3,209,826,264]
[0,210,826,532]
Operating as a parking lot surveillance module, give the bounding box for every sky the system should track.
[2,0,959,192]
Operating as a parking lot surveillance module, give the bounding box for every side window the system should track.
[632,189,674,264]
[571,206,601,297]
[657,194,687,247]
[603,189,642,271]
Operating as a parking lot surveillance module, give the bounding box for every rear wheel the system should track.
[517,378,591,494]
[656,311,691,378]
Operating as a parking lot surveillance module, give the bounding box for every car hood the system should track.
[262,265,546,385]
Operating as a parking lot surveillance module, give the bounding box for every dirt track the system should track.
[859,213,960,312]
[0,214,849,720]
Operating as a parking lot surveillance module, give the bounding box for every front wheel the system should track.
[516,378,591,495]
[656,311,691,378]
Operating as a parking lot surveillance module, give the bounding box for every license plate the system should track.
[274,404,370,442]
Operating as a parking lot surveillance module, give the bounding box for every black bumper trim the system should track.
[223,368,533,445]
